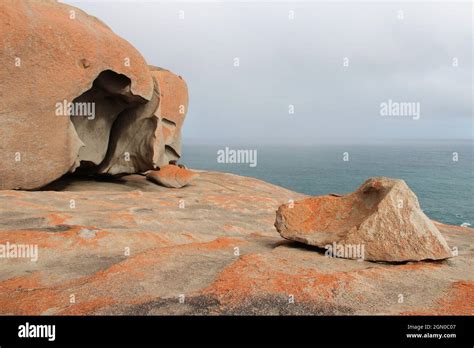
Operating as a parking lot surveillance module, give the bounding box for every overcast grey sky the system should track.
[66,0,472,145]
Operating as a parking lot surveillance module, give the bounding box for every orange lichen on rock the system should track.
[0,273,63,315]
[61,297,118,315]
[47,213,71,225]
[437,281,474,315]
[0,225,112,250]
[202,254,353,306]
[404,281,474,315]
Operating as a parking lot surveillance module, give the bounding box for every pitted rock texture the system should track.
[0,172,472,315]
[149,66,188,167]
[146,165,199,188]
[275,177,453,262]
[0,0,188,189]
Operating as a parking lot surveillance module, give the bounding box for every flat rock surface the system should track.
[0,172,472,315]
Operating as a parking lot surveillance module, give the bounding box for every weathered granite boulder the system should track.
[0,0,188,189]
[146,165,198,188]
[275,177,453,262]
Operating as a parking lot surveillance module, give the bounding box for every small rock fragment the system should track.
[146,165,199,188]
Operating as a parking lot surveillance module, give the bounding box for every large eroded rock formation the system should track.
[0,0,188,189]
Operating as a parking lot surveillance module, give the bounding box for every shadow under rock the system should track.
[38,173,131,191]
[278,240,330,256]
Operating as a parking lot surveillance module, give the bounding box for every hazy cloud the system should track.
[65,0,473,144]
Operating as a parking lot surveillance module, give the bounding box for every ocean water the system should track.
[181,141,473,227]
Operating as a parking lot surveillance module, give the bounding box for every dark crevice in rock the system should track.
[164,144,180,164]
[161,118,176,127]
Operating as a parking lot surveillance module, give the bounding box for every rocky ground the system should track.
[0,171,472,315]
